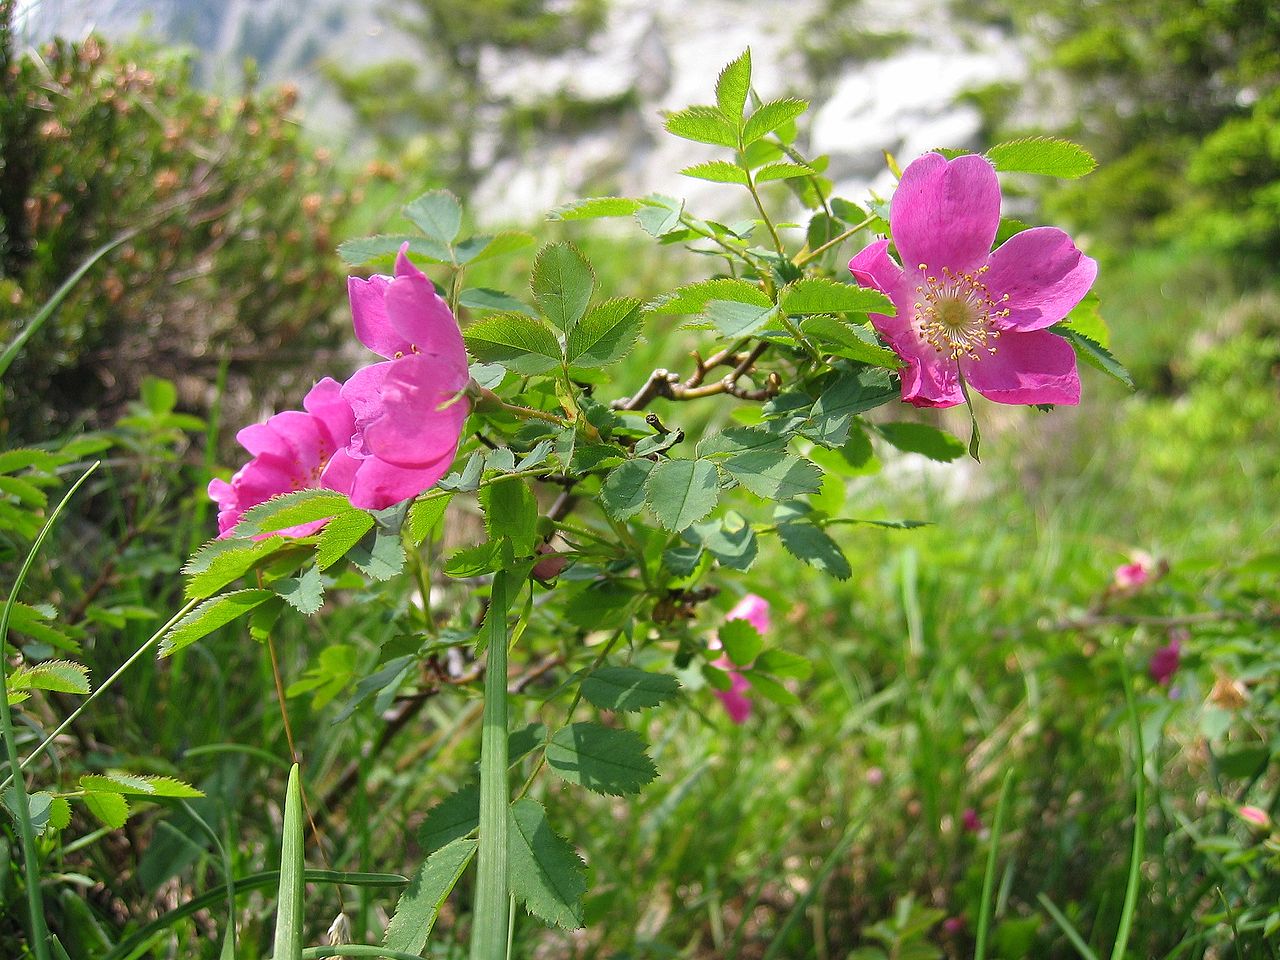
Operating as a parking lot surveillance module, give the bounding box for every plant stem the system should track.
[793,216,876,267]
[1111,660,1146,960]
[743,169,785,255]
[0,461,99,960]
[470,570,515,960]
[975,769,1016,960]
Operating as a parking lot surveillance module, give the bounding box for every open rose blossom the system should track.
[709,594,772,724]
[322,243,471,510]
[208,377,355,537]
[849,152,1097,408]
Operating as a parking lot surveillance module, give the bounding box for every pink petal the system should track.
[236,422,291,460]
[346,455,455,511]
[961,329,1080,405]
[349,273,411,359]
[385,269,467,368]
[900,351,964,408]
[727,594,770,635]
[265,411,333,474]
[303,377,356,448]
[320,447,360,497]
[340,362,395,447]
[984,227,1098,332]
[849,239,911,340]
[363,354,470,469]
[714,667,752,724]
[891,153,1000,277]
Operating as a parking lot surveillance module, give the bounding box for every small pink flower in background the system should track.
[208,377,355,537]
[1238,806,1270,830]
[962,808,984,833]
[942,916,966,936]
[1148,635,1183,686]
[324,243,470,510]
[848,152,1096,408]
[708,593,771,724]
[1114,550,1155,590]
[865,766,885,786]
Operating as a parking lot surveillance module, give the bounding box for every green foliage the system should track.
[0,33,354,440]
[383,838,478,955]
[545,723,658,796]
[579,666,681,712]
[507,798,588,928]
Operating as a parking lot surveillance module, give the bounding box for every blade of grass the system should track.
[470,570,516,960]
[761,816,863,960]
[302,948,443,960]
[1111,661,1146,960]
[0,233,133,380]
[104,869,408,960]
[273,763,306,960]
[975,769,1016,960]
[1038,893,1101,960]
[0,460,99,960]
[0,593,202,793]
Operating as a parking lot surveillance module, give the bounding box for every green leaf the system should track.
[238,489,355,537]
[0,474,47,508]
[645,459,720,532]
[160,590,275,657]
[830,198,869,223]
[531,242,595,334]
[696,426,788,459]
[801,316,901,368]
[0,448,61,475]
[649,278,771,316]
[741,671,800,706]
[481,478,539,558]
[406,495,450,548]
[547,197,644,221]
[705,300,777,339]
[722,450,823,500]
[82,792,130,830]
[419,785,480,854]
[383,838,478,955]
[337,234,451,266]
[348,526,406,582]
[1055,327,1135,390]
[680,161,749,185]
[986,137,1097,179]
[463,313,563,374]
[47,796,71,832]
[459,287,537,317]
[778,522,851,580]
[580,666,680,712]
[444,542,501,578]
[634,196,685,238]
[1059,291,1109,348]
[876,422,966,462]
[715,48,752,121]
[404,190,463,246]
[182,535,287,601]
[719,618,762,666]
[545,723,658,796]
[566,298,643,367]
[686,514,758,571]
[755,161,814,183]
[755,649,813,680]
[315,510,376,569]
[804,369,898,445]
[663,105,739,147]
[742,98,809,146]
[781,278,893,316]
[272,764,305,960]
[455,231,534,265]
[273,565,325,616]
[563,581,639,632]
[8,660,90,696]
[79,773,203,798]
[600,460,656,521]
[508,798,588,929]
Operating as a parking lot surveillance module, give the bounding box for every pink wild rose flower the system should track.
[208,377,355,537]
[849,152,1097,408]
[709,594,772,724]
[1148,636,1183,686]
[324,243,471,510]
[1114,550,1155,590]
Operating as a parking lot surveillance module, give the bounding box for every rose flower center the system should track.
[914,264,1010,361]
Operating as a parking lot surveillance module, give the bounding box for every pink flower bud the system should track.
[1148,637,1182,686]
[1238,806,1270,829]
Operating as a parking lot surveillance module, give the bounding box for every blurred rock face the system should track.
[26,0,1026,221]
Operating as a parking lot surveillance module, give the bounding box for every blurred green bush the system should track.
[0,23,356,440]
